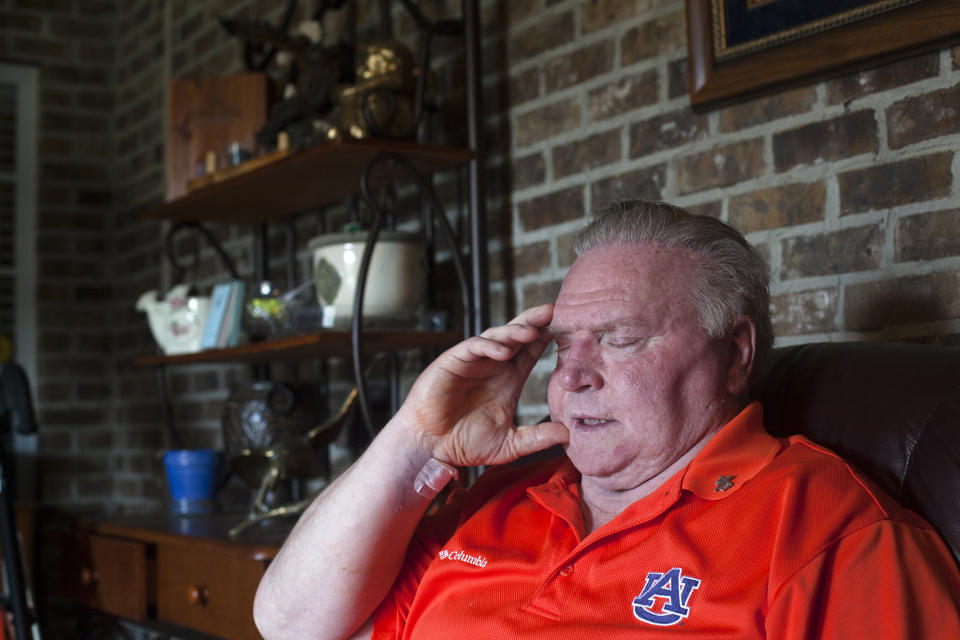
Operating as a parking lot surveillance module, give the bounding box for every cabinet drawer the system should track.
[61,532,150,620]
[156,543,265,640]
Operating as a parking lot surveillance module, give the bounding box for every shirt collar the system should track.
[528,401,783,506]
[681,401,783,500]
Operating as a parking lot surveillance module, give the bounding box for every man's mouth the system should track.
[575,417,615,427]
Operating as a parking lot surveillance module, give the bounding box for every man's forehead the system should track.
[547,296,646,333]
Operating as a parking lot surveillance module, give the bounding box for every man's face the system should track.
[547,243,740,489]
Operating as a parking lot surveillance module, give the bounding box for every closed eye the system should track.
[603,337,643,348]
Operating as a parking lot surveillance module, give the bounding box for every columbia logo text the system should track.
[438,549,488,568]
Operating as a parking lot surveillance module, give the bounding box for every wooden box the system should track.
[167,73,268,201]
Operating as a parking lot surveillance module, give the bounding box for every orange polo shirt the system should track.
[372,402,960,639]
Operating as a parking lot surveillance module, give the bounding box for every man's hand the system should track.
[393,303,568,466]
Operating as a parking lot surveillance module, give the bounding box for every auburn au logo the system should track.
[632,568,701,626]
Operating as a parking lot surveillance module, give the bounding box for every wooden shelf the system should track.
[140,138,473,224]
[133,329,462,366]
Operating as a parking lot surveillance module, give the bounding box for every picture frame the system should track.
[686,0,960,108]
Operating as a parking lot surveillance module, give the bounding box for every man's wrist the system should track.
[414,458,459,499]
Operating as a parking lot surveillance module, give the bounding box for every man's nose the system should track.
[554,343,603,391]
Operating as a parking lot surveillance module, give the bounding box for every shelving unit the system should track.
[135,0,488,436]
[139,138,473,225]
[132,328,463,366]
[134,137,474,370]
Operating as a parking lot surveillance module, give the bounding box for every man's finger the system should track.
[511,327,554,378]
[500,420,569,462]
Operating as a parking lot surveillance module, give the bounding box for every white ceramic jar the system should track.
[307,231,426,328]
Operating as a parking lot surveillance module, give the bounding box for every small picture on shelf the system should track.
[200,280,246,350]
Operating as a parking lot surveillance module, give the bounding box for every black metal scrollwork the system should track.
[164,221,241,282]
[350,152,472,438]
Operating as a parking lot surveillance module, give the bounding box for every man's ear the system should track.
[726,316,756,396]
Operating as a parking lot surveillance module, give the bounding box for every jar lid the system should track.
[307,230,423,249]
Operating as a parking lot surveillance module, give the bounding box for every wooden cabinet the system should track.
[51,513,280,639]
[156,544,265,640]
[59,532,151,621]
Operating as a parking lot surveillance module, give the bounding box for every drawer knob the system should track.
[80,567,98,586]
[188,585,210,606]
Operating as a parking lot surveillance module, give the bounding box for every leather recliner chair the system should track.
[754,341,960,567]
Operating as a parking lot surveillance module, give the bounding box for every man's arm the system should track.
[252,304,568,640]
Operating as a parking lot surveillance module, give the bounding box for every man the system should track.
[254,200,960,639]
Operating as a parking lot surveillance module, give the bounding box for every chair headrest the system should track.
[754,341,960,566]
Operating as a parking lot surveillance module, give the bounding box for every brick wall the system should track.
[3,0,959,510]
[486,0,960,423]
[1,0,120,510]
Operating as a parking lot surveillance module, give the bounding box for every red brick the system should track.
[621,11,685,65]
[13,0,72,11]
[845,271,960,330]
[482,0,540,31]
[674,138,766,195]
[581,0,654,34]
[13,36,72,58]
[590,163,666,206]
[771,288,839,336]
[514,97,582,147]
[781,225,882,279]
[77,477,113,498]
[78,430,114,449]
[510,11,574,61]
[518,187,585,232]
[41,112,110,135]
[488,288,511,327]
[557,229,578,269]
[40,136,72,156]
[75,382,110,398]
[40,88,72,108]
[38,430,72,451]
[78,90,113,110]
[39,407,105,426]
[895,208,960,262]
[729,182,825,233]
[679,200,723,221]
[42,161,110,182]
[838,152,953,215]
[519,370,552,407]
[49,16,112,40]
[509,67,540,106]
[44,63,108,86]
[773,110,877,172]
[514,241,551,278]
[628,108,708,158]
[77,189,113,206]
[826,53,939,105]
[38,382,71,403]
[489,241,552,283]
[552,129,621,179]
[544,39,614,93]
[668,58,689,99]
[522,279,564,309]
[887,85,960,149]
[588,69,659,122]
[0,11,43,31]
[718,86,816,133]
[511,152,547,191]
[78,1,117,17]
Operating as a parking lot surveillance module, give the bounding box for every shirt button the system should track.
[558,564,574,577]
